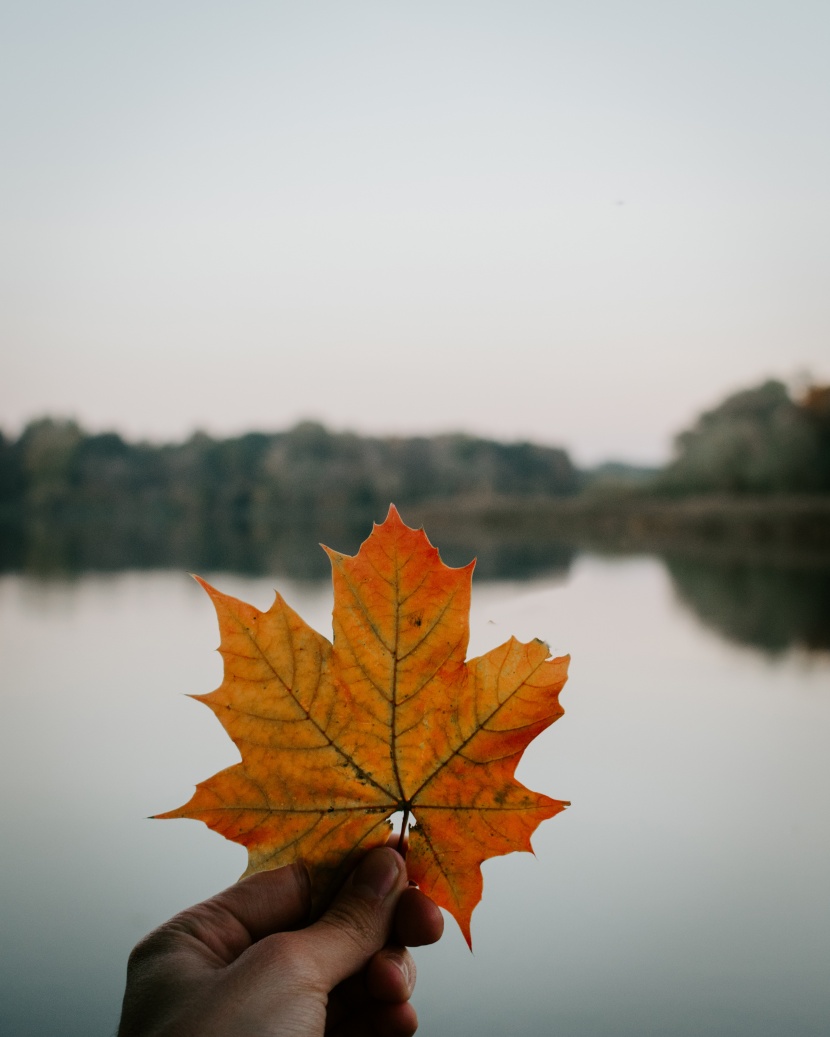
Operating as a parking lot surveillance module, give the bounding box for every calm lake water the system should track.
[1,552,828,1037]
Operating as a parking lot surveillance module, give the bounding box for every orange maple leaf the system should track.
[158,506,569,944]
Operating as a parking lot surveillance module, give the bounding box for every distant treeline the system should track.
[1,378,828,575]
[0,419,580,522]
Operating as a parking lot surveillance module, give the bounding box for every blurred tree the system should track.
[0,429,24,507]
[17,418,84,514]
[660,380,828,493]
[800,384,830,490]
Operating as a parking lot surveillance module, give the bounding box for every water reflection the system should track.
[664,555,830,654]
[3,512,829,654]
[1,511,579,582]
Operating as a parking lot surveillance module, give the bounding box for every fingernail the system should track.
[388,951,414,988]
[351,847,402,901]
[292,860,312,900]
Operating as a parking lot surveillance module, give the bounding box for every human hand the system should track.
[118,846,444,1037]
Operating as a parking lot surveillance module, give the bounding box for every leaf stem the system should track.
[396,807,410,858]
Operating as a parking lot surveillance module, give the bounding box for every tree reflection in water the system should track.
[3,508,828,654]
[0,509,577,583]
[664,555,830,654]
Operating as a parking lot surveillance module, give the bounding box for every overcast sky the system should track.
[2,1,828,464]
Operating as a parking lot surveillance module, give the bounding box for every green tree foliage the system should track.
[660,380,830,494]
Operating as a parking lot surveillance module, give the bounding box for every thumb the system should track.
[292,846,407,990]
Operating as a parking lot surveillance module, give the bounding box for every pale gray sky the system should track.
[2,1,828,464]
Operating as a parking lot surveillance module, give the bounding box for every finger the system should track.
[292,847,407,989]
[366,946,416,1003]
[328,994,420,1037]
[153,863,311,965]
[371,999,419,1037]
[392,886,444,947]
[326,997,419,1037]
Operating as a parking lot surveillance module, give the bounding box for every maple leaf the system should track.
[158,506,569,944]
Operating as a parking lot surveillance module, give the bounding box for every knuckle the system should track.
[127,925,184,972]
[318,898,383,951]
[126,914,213,983]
